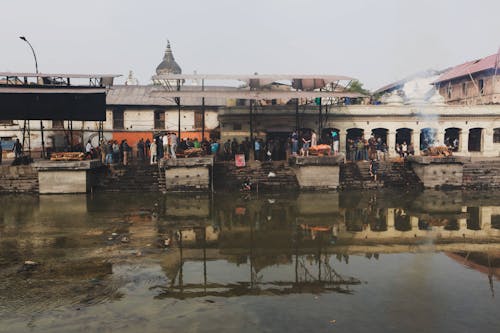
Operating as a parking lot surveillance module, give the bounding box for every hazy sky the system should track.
[3,0,500,90]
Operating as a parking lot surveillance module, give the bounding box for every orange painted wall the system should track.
[111,131,212,149]
[112,132,153,150]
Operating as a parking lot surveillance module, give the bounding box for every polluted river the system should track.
[0,190,499,332]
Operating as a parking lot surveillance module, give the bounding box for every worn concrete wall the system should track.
[165,166,210,191]
[411,163,463,188]
[294,165,340,190]
[38,170,88,194]
[0,165,39,193]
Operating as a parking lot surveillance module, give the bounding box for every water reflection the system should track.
[0,191,499,331]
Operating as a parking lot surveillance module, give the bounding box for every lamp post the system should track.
[19,36,38,74]
[19,36,45,158]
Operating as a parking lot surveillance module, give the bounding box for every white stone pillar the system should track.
[412,130,420,155]
[483,129,494,156]
[386,208,395,230]
[460,129,469,154]
[410,216,419,230]
[339,129,347,154]
[437,130,445,146]
[386,131,395,158]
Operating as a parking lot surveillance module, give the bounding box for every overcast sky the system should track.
[3,0,500,90]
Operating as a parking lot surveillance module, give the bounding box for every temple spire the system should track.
[156,40,182,75]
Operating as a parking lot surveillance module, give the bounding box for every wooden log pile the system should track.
[308,144,332,156]
[50,152,86,161]
[424,146,452,157]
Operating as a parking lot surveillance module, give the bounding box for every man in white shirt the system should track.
[85,140,92,159]
[162,134,169,158]
[170,133,177,159]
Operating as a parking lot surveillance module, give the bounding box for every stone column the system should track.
[386,208,395,231]
[411,130,420,155]
[339,129,347,154]
[483,129,494,156]
[460,129,469,154]
[437,130,445,146]
[410,216,419,230]
[386,131,395,158]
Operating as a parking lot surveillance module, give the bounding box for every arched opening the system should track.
[444,219,460,231]
[420,128,437,151]
[346,128,365,161]
[394,209,412,231]
[371,128,388,143]
[468,128,483,152]
[345,209,365,232]
[493,128,500,144]
[444,128,460,152]
[466,207,481,230]
[396,128,412,145]
[321,128,339,145]
[266,127,292,161]
[368,209,387,232]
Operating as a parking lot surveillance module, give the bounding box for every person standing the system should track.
[170,132,177,159]
[311,130,317,147]
[85,140,92,159]
[162,134,169,158]
[13,139,22,159]
[122,139,129,166]
[137,138,145,162]
[291,130,298,156]
[332,130,339,155]
[254,138,261,161]
[0,139,3,165]
[150,140,157,164]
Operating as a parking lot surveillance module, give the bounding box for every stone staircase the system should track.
[213,160,299,191]
[463,159,500,189]
[95,162,161,192]
[340,160,422,190]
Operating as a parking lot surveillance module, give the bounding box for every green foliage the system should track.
[347,80,370,95]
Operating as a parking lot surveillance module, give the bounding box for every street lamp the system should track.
[19,36,44,158]
[19,36,38,74]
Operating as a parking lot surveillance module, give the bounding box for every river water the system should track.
[0,190,499,332]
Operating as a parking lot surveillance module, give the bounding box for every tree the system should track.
[347,80,370,95]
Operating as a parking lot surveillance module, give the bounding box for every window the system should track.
[194,111,203,129]
[113,109,124,129]
[494,128,500,143]
[447,84,452,99]
[233,123,242,130]
[478,79,484,95]
[52,120,64,129]
[154,110,165,130]
[462,82,467,97]
[0,120,13,125]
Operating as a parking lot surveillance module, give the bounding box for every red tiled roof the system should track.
[434,53,500,84]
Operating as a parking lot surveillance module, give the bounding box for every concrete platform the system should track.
[160,157,214,191]
[33,159,102,194]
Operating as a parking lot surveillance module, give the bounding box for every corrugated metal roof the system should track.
[151,74,354,82]
[106,85,231,106]
[434,53,500,84]
[0,72,121,79]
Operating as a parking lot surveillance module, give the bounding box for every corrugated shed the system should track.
[106,85,232,106]
[434,53,500,84]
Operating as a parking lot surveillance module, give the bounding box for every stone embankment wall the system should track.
[0,165,39,193]
[463,160,500,188]
[93,163,160,192]
[213,161,299,191]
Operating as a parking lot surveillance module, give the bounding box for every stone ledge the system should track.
[161,157,214,168]
[289,154,344,166]
[407,156,467,165]
[33,159,102,171]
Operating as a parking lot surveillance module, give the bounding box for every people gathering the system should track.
[1,129,420,168]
